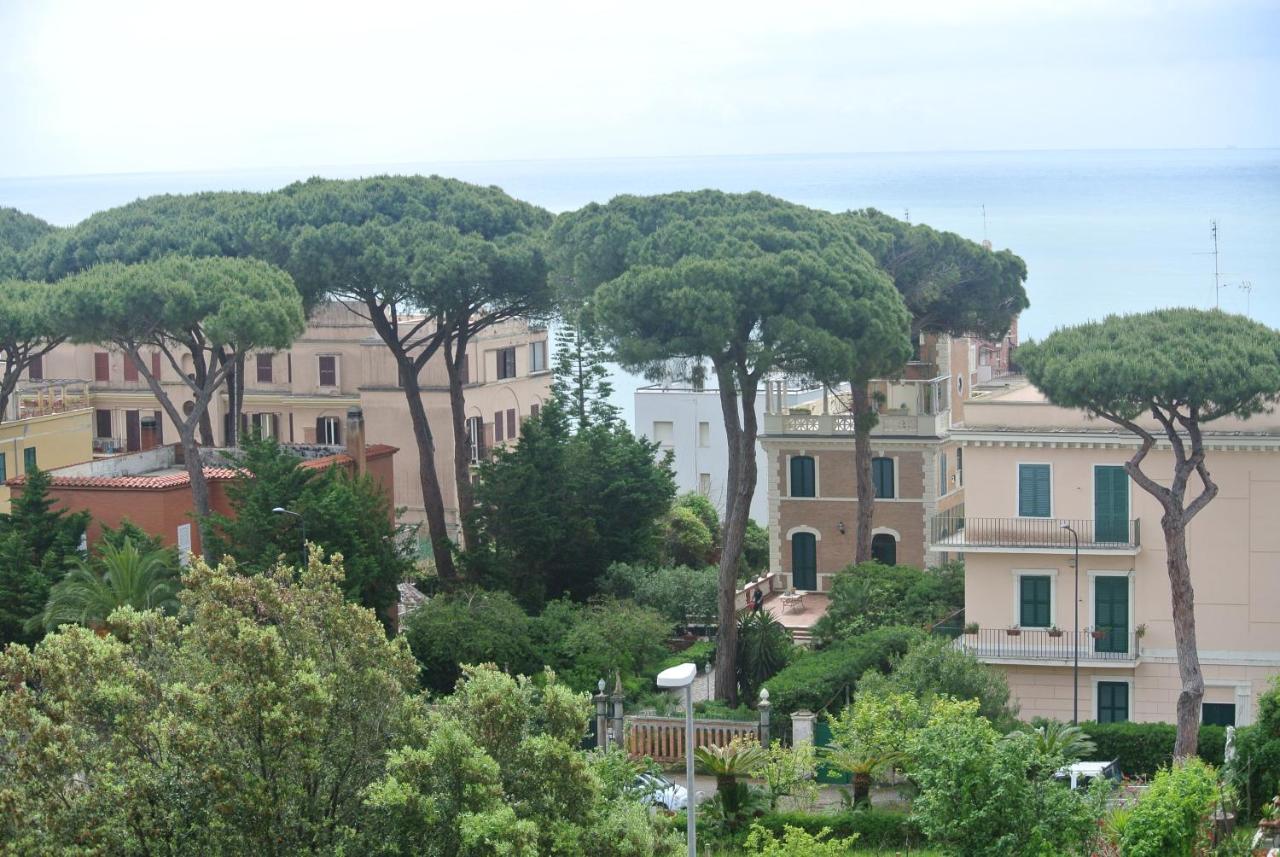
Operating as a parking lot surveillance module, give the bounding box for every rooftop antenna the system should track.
[1239,280,1253,317]
[1211,220,1223,308]
[903,207,910,224]
[981,204,992,250]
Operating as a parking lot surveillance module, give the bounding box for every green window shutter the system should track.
[791,533,817,590]
[1094,465,1129,542]
[872,457,894,499]
[23,447,36,473]
[790,456,815,497]
[1097,681,1129,723]
[0,453,6,483]
[1202,703,1236,727]
[1019,575,1051,627]
[1019,464,1051,517]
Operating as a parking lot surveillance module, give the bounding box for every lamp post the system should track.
[1061,523,1080,724]
[272,507,306,567]
[657,662,698,857]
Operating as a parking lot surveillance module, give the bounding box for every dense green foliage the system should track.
[1119,758,1219,857]
[32,537,180,634]
[0,207,57,279]
[472,396,675,607]
[539,599,674,693]
[763,626,923,715]
[736,610,792,704]
[907,698,1096,856]
[598,561,718,625]
[741,822,861,856]
[0,468,90,647]
[811,561,963,647]
[205,435,413,624]
[1227,676,1280,817]
[402,590,539,693]
[661,492,719,568]
[857,636,1018,728]
[748,809,923,850]
[742,519,769,577]
[1073,720,1226,777]
[0,278,67,419]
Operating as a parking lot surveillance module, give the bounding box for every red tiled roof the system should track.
[7,444,398,491]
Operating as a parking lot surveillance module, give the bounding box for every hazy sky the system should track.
[2,0,1277,178]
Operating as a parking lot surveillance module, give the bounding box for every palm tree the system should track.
[820,743,904,808]
[736,610,791,702]
[694,740,770,832]
[1029,721,1097,763]
[33,537,181,634]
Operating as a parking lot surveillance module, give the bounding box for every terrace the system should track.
[929,507,1141,555]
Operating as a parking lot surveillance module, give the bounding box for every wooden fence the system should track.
[625,715,761,763]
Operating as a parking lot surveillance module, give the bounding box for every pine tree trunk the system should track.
[1165,522,1204,758]
[713,363,758,705]
[180,427,215,562]
[400,365,457,581]
[445,333,479,553]
[851,383,876,564]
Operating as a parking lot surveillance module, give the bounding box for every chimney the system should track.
[346,406,366,476]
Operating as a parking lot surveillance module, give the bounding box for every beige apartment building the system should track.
[33,302,551,543]
[0,379,95,511]
[936,378,1280,727]
[760,331,1009,592]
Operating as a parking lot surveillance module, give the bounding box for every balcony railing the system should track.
[763,410,948,439]
[955,627,1138,662]
[929,515,1140,550]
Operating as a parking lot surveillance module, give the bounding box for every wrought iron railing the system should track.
[929,515,1140,549]
[956,627,1137,661]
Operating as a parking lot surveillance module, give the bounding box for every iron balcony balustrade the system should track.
[929,514,1140,553]
[955,627,1140,664]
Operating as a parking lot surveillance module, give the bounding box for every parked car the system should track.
[633,772,688,811]
[1055,759,1122,789]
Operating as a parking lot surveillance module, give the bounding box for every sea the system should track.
[3,148,1277,422]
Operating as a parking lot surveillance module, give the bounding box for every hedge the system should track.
[1077,721,1225,777]
[752,809,924,849]
[763,626,924,715]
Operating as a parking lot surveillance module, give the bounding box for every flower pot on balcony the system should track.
[1090,630,1107,640]
[963,623,979,636]
[1006,628,1022,637]
[1047,628,1064,638]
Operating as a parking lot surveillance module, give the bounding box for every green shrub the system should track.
[763,626,924,715]
[1228,676,1280,817]
[750,809,923,849]
[402,590,539,693]
[1119,758,1219,857]
[1075,720,1226,777]
[857,635,1018,728]
[741,519,769,579]
[599,562,718,626]
[812,561,963,647]
[537,598,673,692]
[743,822,860,856]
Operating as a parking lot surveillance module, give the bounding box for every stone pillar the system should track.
[758,688,771,747]
[610,671,626,753]
[594,679,610,750]
[346,406,367,476]
[791,709,817,746]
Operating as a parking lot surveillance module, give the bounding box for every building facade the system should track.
[760,333,990,593]
[33,302,551,543]
[0,380,94,511]
[938,377,1280,727]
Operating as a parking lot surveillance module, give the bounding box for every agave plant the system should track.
[32,537,181,634]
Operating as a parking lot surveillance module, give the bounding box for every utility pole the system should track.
[1211,220,1222,309]
[1239,281,1253,317]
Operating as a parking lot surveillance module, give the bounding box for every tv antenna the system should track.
[1193,220,1232,308]
[903,207,910,224]
[1239,280,1253,317]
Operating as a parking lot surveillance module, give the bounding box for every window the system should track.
[530,403,540,419]
[257,353,273,384]
[652,421,674,446]
[1202,703,1236,727]
[1097,681,1129,724]
[957,448,964,487]
[1094,465,1130,543]
[124,354,139,382]
[939,451,948,494]
[0,453,5,482]
[23,447,36,473]
[1019,575,1052,627]
[94,351,110,382]
[497,347,517,380]
[506,409,516,439]
[790,456,816,498]
[250,413,276,440]
[1018,463,1051,517]
[698,473,712,494]
[872,457,895,499]
[698,421,710,447]
[467,416,485,463]
[791,532,817,590]
[494,411,505,442]
[95,409,112,439]
[318,355,338,387]
[151,351,162,379]
[529,340,547,373]
[871,533,897,565]
[316,416,341,445]
[28,354,42,381]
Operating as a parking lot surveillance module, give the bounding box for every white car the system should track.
[634,773,689,811]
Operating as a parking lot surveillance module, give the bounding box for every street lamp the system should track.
[1061,523,1080,724]
[272,507,306,567]
[657,662,698,857]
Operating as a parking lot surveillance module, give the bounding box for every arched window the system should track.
[791,532,817,590]
[871,533,897,566]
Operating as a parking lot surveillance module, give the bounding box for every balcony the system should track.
[929,513,1140,554]
[9,380,92,421]
[955,627,1139,666]
[762,375,951,439]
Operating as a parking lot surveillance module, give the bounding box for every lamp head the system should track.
[656,662,697,689]
[272,507,287,514]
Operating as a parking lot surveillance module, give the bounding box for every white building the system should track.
[633,383,770,524]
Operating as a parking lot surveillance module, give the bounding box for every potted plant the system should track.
[1006,626,1022,637]
[1090,628,1107,640]
[1260,796,1280,830]
[1134,624,1147,639]
[1047,626,1064,638]
[964,622,979,635]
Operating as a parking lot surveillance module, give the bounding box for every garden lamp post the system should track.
[272,507,306,567]
[1061,523,1080,724]
[657,662,697,857]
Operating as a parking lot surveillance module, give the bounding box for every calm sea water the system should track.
[3,149,1277,420]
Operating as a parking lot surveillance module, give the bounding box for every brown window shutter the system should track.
[28,354,43,381]
[125,410,141,452]
[95,409,112,438]
[530,403,540,419]
[151,352,162,379]
[94,352,110,382]
[316,416,325,443]
[506,409,516,439]
[124,354,139,382]
[154,410,163,443]
[494,412,504,442]
[257,353,273,384]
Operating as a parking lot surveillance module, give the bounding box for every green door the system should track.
[791,533,817,590]
[1094,465,1130,543]
[1097,681,1129,723]
[1094,577,1129,654]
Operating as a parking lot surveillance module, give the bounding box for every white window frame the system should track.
[785,525,822,542]
[1092,676,1134,723]
[870,453,898,500]
[1010,568,1059,629]
[1090,461,1133,525]
[698,421,711,448]
[317,353,341,389]
[529,340,547,373]
[1016,461,1054,518]
[786,452,820,499]
[1087,570,1135,641]
[318,415,341,445]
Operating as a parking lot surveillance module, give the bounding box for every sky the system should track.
[1,0,1278,179]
